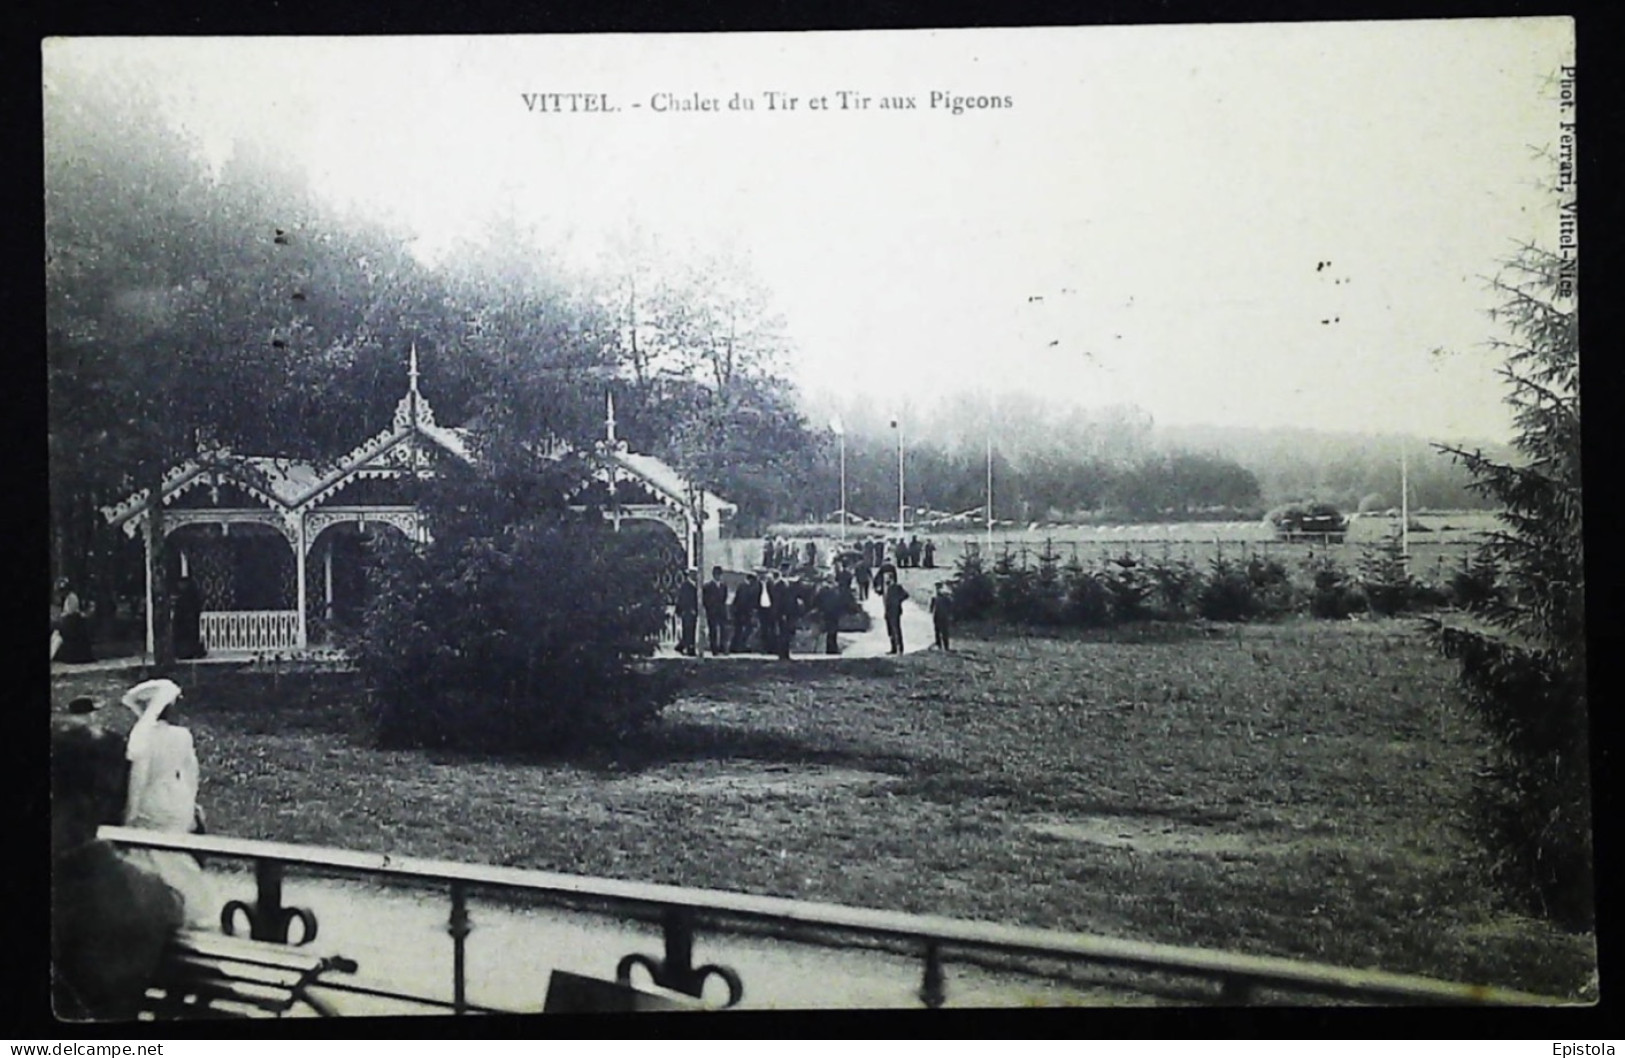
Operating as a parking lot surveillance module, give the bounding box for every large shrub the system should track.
[349,452,678,754]
[1432,243,1589,929]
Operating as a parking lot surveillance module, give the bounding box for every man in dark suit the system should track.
[730,573,759,653]
[770,570,800,660]
[702,566,729,655]
[675,569,699,656]
[884,576,910,655]
[816,579,848,655]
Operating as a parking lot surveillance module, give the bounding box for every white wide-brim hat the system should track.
[121,678,181,718]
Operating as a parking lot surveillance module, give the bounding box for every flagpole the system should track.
[840,430,848,545]
[1400,446,1409,560]
[986,427,993,557]
[895,418,905,539]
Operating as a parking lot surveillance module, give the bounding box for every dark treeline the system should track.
[803,393,1503,525]
[805,440,1265,524]
[46,54,822,626]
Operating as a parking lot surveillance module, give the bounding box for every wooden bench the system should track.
[141,929,359,1019]
[542,970,711,1013]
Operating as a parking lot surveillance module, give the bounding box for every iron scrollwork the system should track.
[220,860,320,946]
[615,908,744,1008]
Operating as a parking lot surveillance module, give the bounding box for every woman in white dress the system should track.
[119,679,215,929]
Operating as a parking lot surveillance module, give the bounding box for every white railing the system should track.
[200,610,301,652]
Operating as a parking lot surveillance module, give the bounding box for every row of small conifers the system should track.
[947,538,1499,626]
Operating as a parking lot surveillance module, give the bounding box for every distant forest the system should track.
[800,392,1509,525]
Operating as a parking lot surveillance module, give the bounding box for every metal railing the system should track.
[98,826,1569,1013]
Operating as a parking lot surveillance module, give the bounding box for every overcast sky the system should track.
[47,21,1575,444]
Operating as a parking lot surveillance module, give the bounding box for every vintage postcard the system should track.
[43,20,1589,1022]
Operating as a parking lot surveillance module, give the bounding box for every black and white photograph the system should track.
[43,19,1593,1021]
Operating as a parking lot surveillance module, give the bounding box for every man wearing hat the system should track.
[118,679,213,927]
[674,569,700,656]
[729,572,760,654]
[702,565,730,656]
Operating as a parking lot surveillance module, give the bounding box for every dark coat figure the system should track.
[908,536,922,568]
[56,590,95,663]
[854,563,872,601]
[815,583,847,655]
[923,540,937,569]
[730,574,760,653]
[804,541,818,569]
[770,577,800,659]
[51,719,185,1020]
[675,573,700,656]
[762,538,775,570]
[702,567,729,655]
[930,586,955,650]
[836,567,854,593]
[172,578,205,660]
[884,580,910,654]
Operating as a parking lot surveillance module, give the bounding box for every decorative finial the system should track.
[606,391,617,444]
[408,342,421,393]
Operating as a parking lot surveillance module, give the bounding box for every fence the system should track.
[99,827,1567,1013]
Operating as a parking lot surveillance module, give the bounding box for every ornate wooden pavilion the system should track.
[101,350,735,656]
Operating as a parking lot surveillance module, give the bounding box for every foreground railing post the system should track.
[616,907,745,1008]
[221,858,318,946]
[919,940,946,1009]
[449,882,471,1015]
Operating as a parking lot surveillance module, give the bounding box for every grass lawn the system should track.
[53,616,1596,1001]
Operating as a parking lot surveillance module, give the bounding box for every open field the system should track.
[51,612,1595,1003]
[742,512,1499,583]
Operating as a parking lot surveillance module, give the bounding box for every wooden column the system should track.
[143,515,155,659]
[323,542,334,621]
[294,516,308,649]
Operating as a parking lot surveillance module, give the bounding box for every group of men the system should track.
[675,565,832,660]
[760,536,818,573]
[860,535,935,571]
[673,550,956,659]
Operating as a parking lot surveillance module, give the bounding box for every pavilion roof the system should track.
[100,358,733,529]
[608,449,737,516]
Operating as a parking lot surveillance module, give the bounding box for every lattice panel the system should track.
[190,536,236,611]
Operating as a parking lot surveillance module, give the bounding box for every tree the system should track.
[1432,243,1588,928]
[349,440,676,753]
[591,234,820,531]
